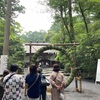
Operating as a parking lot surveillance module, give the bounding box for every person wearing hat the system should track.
[50,64,66,100]
[37,67,47,100]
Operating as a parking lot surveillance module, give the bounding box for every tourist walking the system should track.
[37,67,47,100]
[25,64,41,100]
[50,64,66,100]
[2,64,24,100]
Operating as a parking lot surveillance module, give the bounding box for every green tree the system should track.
[43,0,100,79]
[20,30,47,43]
[0,0,25,72]
[8,34,25,73]
[46,0,75,42]
[2,0,25,55]
[77,32,100,79]
[3,0,12,55]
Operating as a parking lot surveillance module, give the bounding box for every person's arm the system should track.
[24,75,28,96]
[60,74,66,88]
[50,73,56,86]
[25,83,28,96]
[19,75,25,89]
[50,73,60,89]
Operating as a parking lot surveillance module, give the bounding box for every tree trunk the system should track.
[78,2,89,33]
[3,0,12,55]
[60,6,72,42]
[68,0,75,42]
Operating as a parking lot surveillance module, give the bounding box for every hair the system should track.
[37,67,42,73]
[29,64,37,75]
[53,64,60,72]
[10,64,19,72]
[3,69,9,77]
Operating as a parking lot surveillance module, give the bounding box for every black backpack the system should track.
[0,85,4,100]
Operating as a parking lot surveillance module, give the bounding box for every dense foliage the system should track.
[42,0,100,79]
[0,0,100,77]
[0,0,25,72]
[20,0,100,78]
[20,30,46,43]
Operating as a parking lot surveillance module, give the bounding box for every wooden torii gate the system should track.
[25,42,82,93]
[25,42,79,66]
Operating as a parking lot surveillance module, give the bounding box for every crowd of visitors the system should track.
[0,63,66,100]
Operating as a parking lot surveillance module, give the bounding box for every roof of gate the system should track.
[23,44,58,54]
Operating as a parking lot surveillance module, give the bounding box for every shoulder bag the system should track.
[41,76,50,86]
[5,73,15,84]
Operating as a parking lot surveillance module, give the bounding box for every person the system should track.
[2,64,24,100]
[37,67,47,100]
[0,69,10,84]
[25,64,41,100]
[50,64,66,100]
[0,69,9,100]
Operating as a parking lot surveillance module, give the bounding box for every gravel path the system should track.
[65,79,100,100]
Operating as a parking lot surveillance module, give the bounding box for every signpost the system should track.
[0,55,8,75]
[95,59,100,84]
[0,58,1,75]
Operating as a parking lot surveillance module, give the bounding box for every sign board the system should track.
[0,55,8,75]
[0,58,1,75]
[95,59,100,84]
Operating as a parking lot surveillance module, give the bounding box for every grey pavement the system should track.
[22,68,100,100]
[65,79,100,100]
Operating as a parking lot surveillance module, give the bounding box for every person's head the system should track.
[3,69,9,77]
[29,64,37,75]
[10,64,19,73]
[37,67,42,74]
[53,64,60,72]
